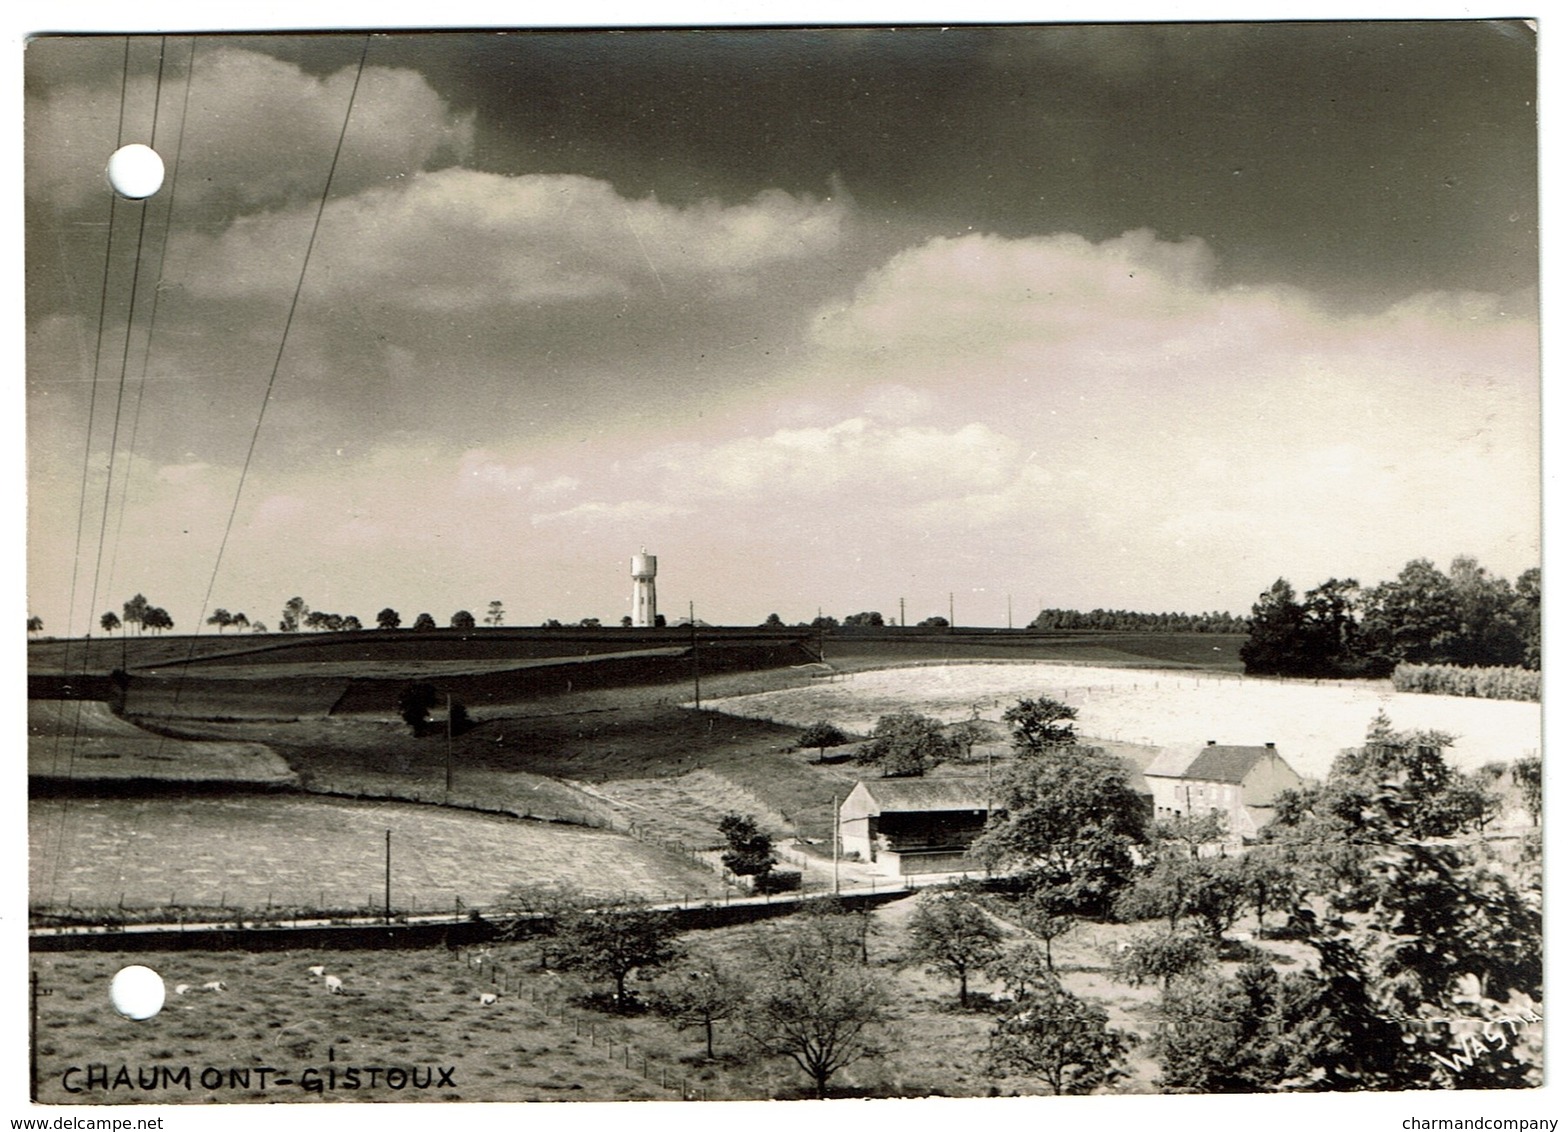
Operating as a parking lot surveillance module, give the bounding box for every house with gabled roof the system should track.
[1143,741,1303,840]
[839,778,991,876]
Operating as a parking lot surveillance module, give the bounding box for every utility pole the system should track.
[832,793,840,895]
[384,829,392,925]
[1007,593,1013,630]
[949,592,955,629]
[689,602,701,709]
[899,597,905,627]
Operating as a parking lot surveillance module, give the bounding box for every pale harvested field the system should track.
[29,795,725,914]
[705,663,1542,780]
[29,701,296,785]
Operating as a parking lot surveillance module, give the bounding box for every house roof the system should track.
[1144,744,1283,784]
[849,778,991,813]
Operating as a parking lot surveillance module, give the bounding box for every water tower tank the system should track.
[631,552,657,578]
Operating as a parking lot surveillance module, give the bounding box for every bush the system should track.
[755,870,802,894]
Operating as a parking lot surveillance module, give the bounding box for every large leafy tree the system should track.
[376,607,401,630]
[1239,578,1310,675]
[1002,696,1078,752]
[984,978,1130,1095]
[652,957,751,1060]
[450,609,476,630]
[853,711,955,778]
[553,902,682,1012]
[717,813,775,882]
[797,720,850,763]
[902,884,1004,1007]
[99,611,120,634]
[122,593,149,634]
[279,595,308,633]
[971,742,1148,912]
[741,919,887,1098]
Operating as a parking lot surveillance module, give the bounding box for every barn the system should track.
[838,778,991,876]
[1142,741,1303,840]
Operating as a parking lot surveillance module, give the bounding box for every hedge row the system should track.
[1392,663,1540,702]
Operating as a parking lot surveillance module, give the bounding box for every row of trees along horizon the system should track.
[490,696,1539,1095]
[24,555,1536,655]
[1241,555,1540,679]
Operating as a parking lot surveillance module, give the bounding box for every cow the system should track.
[478,993,499,1006]
[324,975,344,994]
[308,965,326,977]
[202,981,225,992]
[174,984,191,996]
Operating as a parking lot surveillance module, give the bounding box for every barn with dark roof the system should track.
[1143,741,1303,839]
[838,778,991,876]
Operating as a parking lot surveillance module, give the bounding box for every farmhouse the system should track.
[1143,741,1303,840]
[839,778,990,876]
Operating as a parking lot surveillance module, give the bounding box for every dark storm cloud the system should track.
[281,21,1538,304]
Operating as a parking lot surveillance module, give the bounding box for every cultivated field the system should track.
[705,663,1542,781]
[28,702,297,787]
[29,795,725,915]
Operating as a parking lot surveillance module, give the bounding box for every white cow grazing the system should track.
[174,984,191,996]
[308,965,326,977]
[324,975,344,994]
[202,981,225,992]
[478,993,499,1006]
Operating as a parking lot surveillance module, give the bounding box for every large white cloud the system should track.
[27,47,474,215]
[169,169,849,309]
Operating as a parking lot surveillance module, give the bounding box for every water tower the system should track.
[630,548,658,627]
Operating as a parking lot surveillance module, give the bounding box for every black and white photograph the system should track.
[18,9,1547,1120]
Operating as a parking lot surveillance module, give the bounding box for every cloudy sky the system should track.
[24,22,1539,635]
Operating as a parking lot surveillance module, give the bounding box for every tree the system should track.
[99,611,120,634]
[854,710,955,777]
[761,612,784,627]
[1236,851,1301,935]
[279,596,308,633]
[1239,578,1309,675]
[1512,566,1541,669]
[842,611,884,627]
[903,885,1004,1007]
[1153,963,1319,1093]
[741,919,887,1098]
[397,682,439,736]
[554,902,682,1012]
[986,942,1057,1000]
[376,608,401,630]
[142,607,173,633]
[1110,928,1216,990]
[230,612,250,631]
[1016,884,1078,972]
[984,978,1130,1095]
[412,613,436,631]
[207,609,233,632]
[951,712,1002,763]
[1002,696,1078,753]
[123,593,149,634]
[579,617,601,628]
[450,610,476,630]
[718,813,775,882]
[971,744,1148,913]
[652,957,750,1060]
[1513,755,1541,825]
[484,600,504,627]
[27,615,43,638]
[917,615,949,628]
[797,720,850,763]
[1150,811,1228,860]
[620,615,633,628]
[341,615,362,632]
